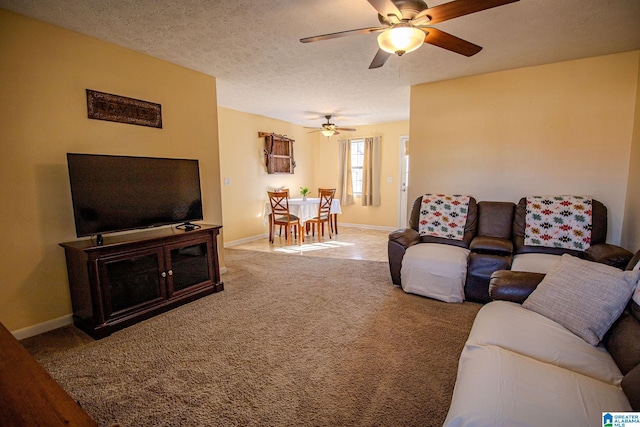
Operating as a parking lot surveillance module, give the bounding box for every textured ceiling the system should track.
[1,0,639,128]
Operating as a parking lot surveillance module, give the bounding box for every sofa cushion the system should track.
[476,201,514,240]
[400,243,469,303]
[469,301,623,384]
[469,236,513,255]
[523,254,640,345]
[510,253,561,274]
[443,344,631,427]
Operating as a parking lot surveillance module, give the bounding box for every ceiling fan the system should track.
[306,115,357,137]
[300,0,519,69]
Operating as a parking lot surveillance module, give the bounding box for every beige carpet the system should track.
[23,249,482,427]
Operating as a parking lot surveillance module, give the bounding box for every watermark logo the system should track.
[603,412,640,426]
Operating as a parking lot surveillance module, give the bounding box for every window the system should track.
[350,139,364,196]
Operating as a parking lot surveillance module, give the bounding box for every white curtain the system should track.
[362,136,381,206]
[338,139,354,206]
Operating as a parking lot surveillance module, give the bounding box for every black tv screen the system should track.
[67,153,203,237]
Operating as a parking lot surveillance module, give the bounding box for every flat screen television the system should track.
[67,153,203,238]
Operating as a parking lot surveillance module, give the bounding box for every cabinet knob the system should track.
[161,272,167,278]
[168,270,173,276]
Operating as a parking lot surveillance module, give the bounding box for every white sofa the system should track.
[444,301,631,426]
[444,253,640,427]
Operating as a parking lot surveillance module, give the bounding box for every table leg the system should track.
[332,214,338,234]
[269,214,273,243]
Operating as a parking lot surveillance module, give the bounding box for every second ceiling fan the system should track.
[306,115,356,137]
[301,0,519,69]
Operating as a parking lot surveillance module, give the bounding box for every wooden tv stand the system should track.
[60,224,223,339]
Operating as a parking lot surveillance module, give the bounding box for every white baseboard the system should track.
[338,223,396,232]
[223,224,394,249]
[12,314,73,340]
[224,234,269,247]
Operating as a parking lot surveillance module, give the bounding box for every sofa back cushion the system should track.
[477,201,515,239]
[604,301,640,410]
[513,197,608,255]
[409,195,478,248]
[605,302,640,375]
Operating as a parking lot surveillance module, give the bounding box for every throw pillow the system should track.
[523,254,640,345]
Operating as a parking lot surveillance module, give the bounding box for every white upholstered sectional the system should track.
[443,300,631,426]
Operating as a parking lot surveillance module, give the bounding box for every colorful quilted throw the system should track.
[525,195,593,251]
[419,194,470,240]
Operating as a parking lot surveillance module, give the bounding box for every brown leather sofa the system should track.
[388,195,634,303]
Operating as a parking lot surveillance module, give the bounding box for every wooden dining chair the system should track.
[276,188,289,238]
[318,187,337,233]
[267,190,303,245]
[306,188,335,241]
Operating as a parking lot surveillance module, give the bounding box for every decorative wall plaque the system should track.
[86,89,162,128]
[260,132,295,174]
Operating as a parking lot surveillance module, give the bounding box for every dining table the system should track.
[264,197,342,242]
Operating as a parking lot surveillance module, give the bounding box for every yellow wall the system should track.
[0,9,223,332]
[410,51,640,245]
[218,108,409,243]
[217,107,316,244]
[622,53,640,251]
[312,121,410,228]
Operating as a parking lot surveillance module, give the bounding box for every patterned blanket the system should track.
[525,195,593,251]
[419,194,470,240]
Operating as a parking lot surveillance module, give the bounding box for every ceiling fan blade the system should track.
[424,28,482,57]
[369,49,392,69]
[413,0,518,25]
[336,127,357,132]
[367,0,402,21]
[307,129,322,133]
[300,26,385,43]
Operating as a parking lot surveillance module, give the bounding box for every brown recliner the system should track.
[387,195,478,286]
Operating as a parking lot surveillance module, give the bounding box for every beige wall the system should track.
[0,10,223,332]
[312,121,409,228]
[218,108,409,243]
[217,107,315,244]
[622,53,640,252]
[410,51,640,246]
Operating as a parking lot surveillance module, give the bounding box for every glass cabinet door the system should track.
[100,248,165,318]
[167,238,213,295]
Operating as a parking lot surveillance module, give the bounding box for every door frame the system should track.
[398,135,409,228]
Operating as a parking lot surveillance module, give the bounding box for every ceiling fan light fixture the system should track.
[377,26,424,56]
[321,129,335,137]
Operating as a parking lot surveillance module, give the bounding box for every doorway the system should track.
[398,136,409,228]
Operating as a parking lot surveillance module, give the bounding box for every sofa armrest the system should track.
[488,270,546,304]
[585,243,634,270]
[470,236,513,255]
[388,228,420,249]
[387,228,420,287]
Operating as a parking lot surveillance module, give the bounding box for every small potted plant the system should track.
[300,187,310,201]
